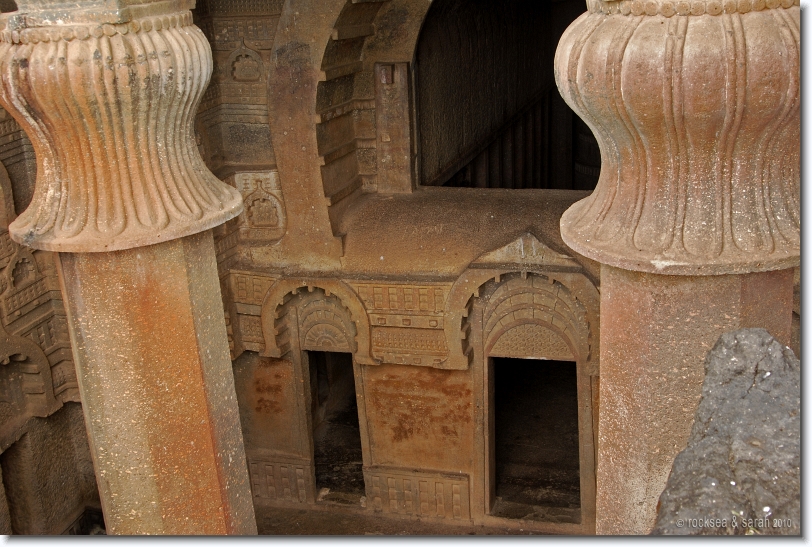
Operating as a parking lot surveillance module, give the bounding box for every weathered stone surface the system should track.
[554,0,799,535]
[0,2,243,253]
[652,329,799,536]
[0,0,800,538]
[59,231,256,535]
[0,403,99,535]
[596,266,792,535]
[0,0,258,535]
[556,2,800,275]
[0,465,10,535]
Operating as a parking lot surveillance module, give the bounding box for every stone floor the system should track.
[257,504,548,535]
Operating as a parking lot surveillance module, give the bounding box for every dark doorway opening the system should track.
[491,357,581,523]
[415,0,600,190]
[308,351,365,505]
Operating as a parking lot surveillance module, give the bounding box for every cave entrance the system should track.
[308,351,365,505]
[490,357,581,523]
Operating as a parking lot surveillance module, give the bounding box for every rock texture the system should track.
[652,328,800,535]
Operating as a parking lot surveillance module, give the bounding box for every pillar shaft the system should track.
[0,0,255,534]
[58,232,255,534]
[554,0,799,534]
[597,266,792,534]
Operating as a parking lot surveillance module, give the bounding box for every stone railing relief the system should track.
[0,8,243,252]
[555,0,800,275]
[364,466,471,521]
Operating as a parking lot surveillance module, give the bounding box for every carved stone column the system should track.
[555,0,799,534]
[0,0,256,534]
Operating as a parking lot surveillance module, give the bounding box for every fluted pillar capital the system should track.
[555,1,799,275]
[0,0,242,252]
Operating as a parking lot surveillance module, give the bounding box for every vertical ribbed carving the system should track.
[555,1,799,275]
[0,11,243,252]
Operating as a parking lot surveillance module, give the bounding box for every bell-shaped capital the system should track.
[0,0,243,252]
[555,0,799,275]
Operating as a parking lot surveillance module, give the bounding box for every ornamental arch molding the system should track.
[270,0,435,236]
[464,272,591,364]
[259,278,374,365]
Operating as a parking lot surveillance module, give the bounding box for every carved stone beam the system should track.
[0,0,256,534]
[555,0,798,534]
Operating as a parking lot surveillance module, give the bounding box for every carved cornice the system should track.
[555,5,799,275]
[0,8,243,252]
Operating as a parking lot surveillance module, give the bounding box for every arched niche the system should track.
[463,271,597,532]
[259,278,374,365]
[274,0,597,240]
[479,273,590,362]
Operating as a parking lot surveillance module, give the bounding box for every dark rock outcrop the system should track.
[652,328,800,535]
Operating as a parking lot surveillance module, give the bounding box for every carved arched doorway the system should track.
[467,272,596,531]
[272,286,371,506]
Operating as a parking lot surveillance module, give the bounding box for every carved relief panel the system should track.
[352,283,452,368]
[489,323,574,361]
[249,457,311,505]
[226,171,288,242]
[195,3,279,171]
[229,272,278,355]
[463,272,592,365]
[0,231,69,430]
[285,289,357,355]
[230,42,264,82]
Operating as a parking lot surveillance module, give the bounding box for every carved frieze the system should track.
[352,283,451,367]
[232,272,276,306]
[354,283,446,315]
[205,15,280,50]
[371,327,448,367]
[0,231,67,422]
[364,466,471,520]
[198,0,284,17]
[1,247,41,317]
[1,255,77,406]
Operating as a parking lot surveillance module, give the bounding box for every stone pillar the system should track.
[555,0,799,534]
[0,0,256,535]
